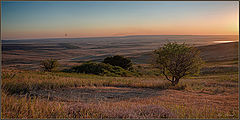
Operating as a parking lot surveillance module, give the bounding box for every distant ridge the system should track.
[2,34,238,41]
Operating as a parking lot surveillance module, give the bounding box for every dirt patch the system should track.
[29,87,164,102]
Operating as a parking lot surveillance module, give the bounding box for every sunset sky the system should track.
[1,1,239,40]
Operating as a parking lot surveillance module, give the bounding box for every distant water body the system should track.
[213,40,238,43]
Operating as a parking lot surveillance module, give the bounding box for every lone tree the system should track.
[103,55,133,70]
[153,42,203,86]
[40,58,59,72]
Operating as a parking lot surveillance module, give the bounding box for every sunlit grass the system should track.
[2,68,238,95]
[1,68,238,119]
[1,92,66,118]
[2,70,181,94]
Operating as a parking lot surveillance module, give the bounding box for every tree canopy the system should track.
[153,42,203,85]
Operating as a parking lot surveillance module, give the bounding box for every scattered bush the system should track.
[103,55,133,70]
[70,62,133,77]
[40,59,59,72]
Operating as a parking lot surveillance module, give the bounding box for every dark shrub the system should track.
[103,55,133,70]
[40,59,59,72]
[71,62,132,77]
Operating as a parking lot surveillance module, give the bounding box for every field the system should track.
[1,35,239,119]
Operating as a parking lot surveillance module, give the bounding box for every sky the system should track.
[1,1,239,40]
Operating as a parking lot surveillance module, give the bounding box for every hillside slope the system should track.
[197,42,238,62]
[131,42,238,63]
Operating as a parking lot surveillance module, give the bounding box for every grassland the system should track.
[1,37,239,119]
[1,59,238,118]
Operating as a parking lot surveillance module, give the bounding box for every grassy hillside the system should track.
[129,42,238,64]
[1,58,238,118]
[198,42,238,62]
[1,41,238,119]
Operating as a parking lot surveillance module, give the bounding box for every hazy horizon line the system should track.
[2,34,239,41]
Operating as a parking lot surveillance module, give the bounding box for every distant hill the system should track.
[129,42,238,63]
[2,35,238,70]
[197,42,238,62]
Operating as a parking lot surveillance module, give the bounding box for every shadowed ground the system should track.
[29,87,163,102]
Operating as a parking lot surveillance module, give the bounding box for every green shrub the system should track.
[103,55,133,70]
[153,42,203,86]
[70,62,133,77]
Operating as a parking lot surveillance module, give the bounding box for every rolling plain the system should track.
[1,35,239,118]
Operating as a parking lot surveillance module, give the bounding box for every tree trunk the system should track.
[171,78,180,86]
[171,81,176,86]
[175,78,180,85]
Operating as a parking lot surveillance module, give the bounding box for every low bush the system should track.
[40,59,59,72]
[70,62,134,77]
[103,55,133,70]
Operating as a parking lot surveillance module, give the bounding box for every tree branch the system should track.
[162,70,172,82]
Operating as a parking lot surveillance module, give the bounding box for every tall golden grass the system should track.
[1,69,238,118]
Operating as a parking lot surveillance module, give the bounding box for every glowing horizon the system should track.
[1,1,239,40]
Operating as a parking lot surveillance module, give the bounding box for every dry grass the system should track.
[1,92,66,118]
[2,69,186,95]
[1,92,107,119]
[93,94,238,119]
[1,92,175,119]
[1,68,239,119]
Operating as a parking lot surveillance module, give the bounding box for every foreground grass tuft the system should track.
[1,92,65,118]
